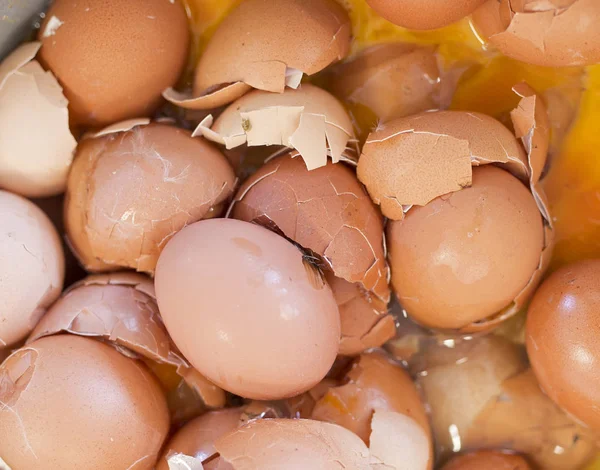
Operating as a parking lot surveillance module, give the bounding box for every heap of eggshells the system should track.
[1,0,600,469]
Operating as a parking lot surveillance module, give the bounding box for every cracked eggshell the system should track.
[326,273,395,356]
[0,190,64,349]
[231,154,390,302]
[157,408,243,470]
[329,43,443,123]
[26,272,226,409]
[311,351,432,468]
[441,451,533,470]
[164,0,350,110]
[64,122,236,274]
[0,335,169,470]
[387,166,544,330]
[472,0,600,67]
[194,84,354,170]
[358,110,528,218]
[413,336,596,470]
[366,0,487,30]
[214,418,372,470]
[526,259,600,431]
[38,0,189,127]
[0,42,76,198]
[155,218,341,400]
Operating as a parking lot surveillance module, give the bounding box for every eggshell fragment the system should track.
[358,110,528,218]
[0,42,76,197]
[0,190,64,349]
[155,219,341,400]
[311,351,432,468]
[165,0,350,110]
[27,272,225,408]
[413,336,596,470]
[38,0,189,127]
[442,451,532,470]
[232,154,389,303]
[472,0,600,67]
[326,274,395,356]
[215,419,372,470]
[194,84,354,170]
[64,122,235,274]
[526,259,600,431]
[329,43,444,122]
[0,335,169,470]
[157,409,243,470]
[366,0,487,30]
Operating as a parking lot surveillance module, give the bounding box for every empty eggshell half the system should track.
[472,0,600,67]
[0,335,170,470]
[329,43,446,123]
[0,42,76,198]
[194,84,355,170]
[441,451,533,470]
[38,0,190,127]
[413,336,596,470]
[366,0,487,30]
[326,273,395,356]
[0,190,64,349]
[232,153,390,303]
[64,121,235,274]
[311,350,432,468]
[155,218,341,400]
[27,272,225,408]
[163,0,351,110]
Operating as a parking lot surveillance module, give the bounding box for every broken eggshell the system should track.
[413,336,597,470]
[163,0,351,110]
[38,0,190,127]
[328,43,447,124]
[194,84,355,171]
[365,87,554,332]
[0,335,170,470]
[0,42,76,198]
[366,0,487,30]
[231,153,390,303]
[311,350,433,468]
[212,412,430,470]
[441,451,533,470]
[472,0,600,67]
[326,273,395,356]
[26,272,225,409]
[64,120,236,274]
[0,190,64,349]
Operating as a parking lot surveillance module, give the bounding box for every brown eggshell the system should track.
[366,0,487,30]
[326,273,395,356]
[387,165,544,330]
[358,110,528,219]
[27,272,226,409]
[232,154,389,303]
[311,350,432,467]
[155,218,340,400]
[442,451,532,470]
[329,43,443,122]
[64,122,235,274]
[0,42,76,198]
[38,0,189,127]
[286,378,340,419]
[472,0,600,67]
[526,259,600,431]
[0,190,65,349]
[215,419,371,469]
[157,408,243,470]
[414,336,596,470]
[165,0,350,111]
[0,335,169,469]
[194,84,354,170]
